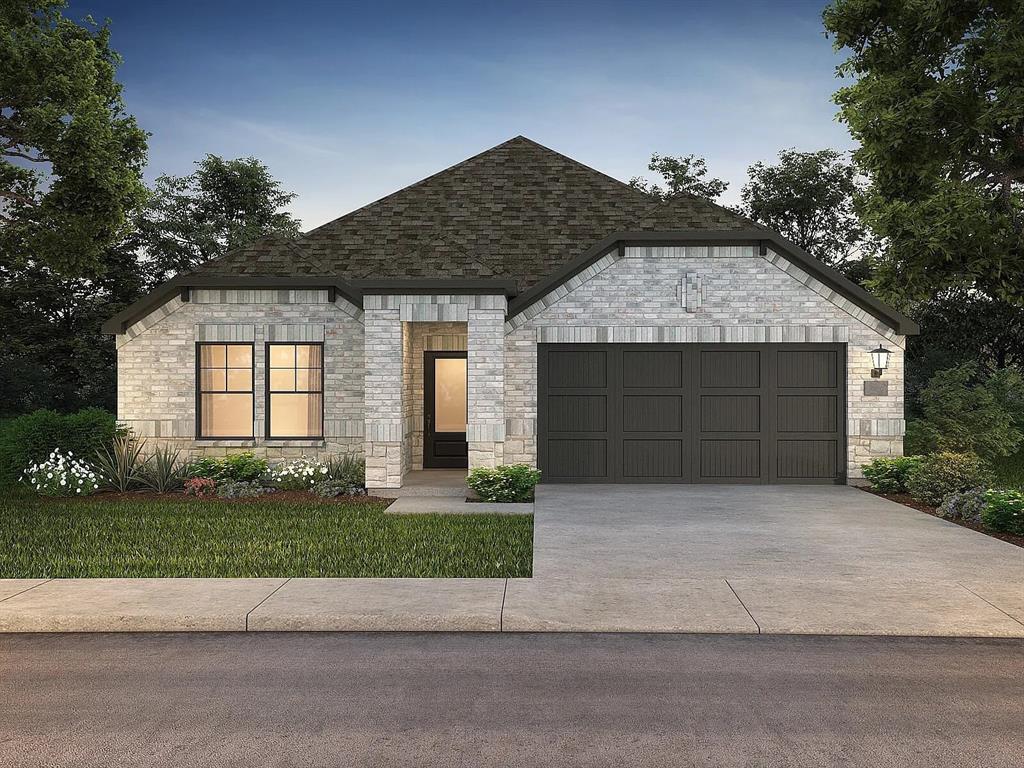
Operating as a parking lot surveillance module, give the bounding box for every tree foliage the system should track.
[0,0,148,276]
[906,289,1024,403]
[629,153,729,202]
[1,155,302,414]
[823,0,1024,303]
[740,148,866,269]
[137,155,302,285]
[907,363,1024,461]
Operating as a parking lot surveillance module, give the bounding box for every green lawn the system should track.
[0,495,533,578]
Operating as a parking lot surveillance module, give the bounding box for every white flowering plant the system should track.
[265,458,329,491]
[22,450,100,497]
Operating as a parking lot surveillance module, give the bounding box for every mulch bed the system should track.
[862,488,1024,549]
[46,490,392,507]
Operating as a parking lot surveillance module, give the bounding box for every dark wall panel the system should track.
[548,350,607,388]
[547,439,608,478]
[700,439,760,478]
[777,350,838,388]
[623,395,683,432]
[623,440,683,478]
[700,350,760,388]
[777,440,838,478]
[778,395,837,433]
[623,350,683,388]
[700,395,760,432]
[547,395,607,433]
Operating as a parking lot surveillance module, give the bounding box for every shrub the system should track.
[861,456,924,494]
[93,435,149,492]
[0,408,119,486]
[325,453,365,488]
[981,489,1024,535]
[905,452,995,506]
[184,477,216,498]
[216,479,272,499]
[467,464,541,503]
[186,453,268,482]
[937,488,987,524]
[312,481,366,498]
[21,450,100,496]
[139,445,187,493]
[266,458,328,490]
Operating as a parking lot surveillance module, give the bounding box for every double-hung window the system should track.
[266,343,324,439]
[197,343,254,438]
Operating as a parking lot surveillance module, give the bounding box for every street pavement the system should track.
[1,632,1021,767]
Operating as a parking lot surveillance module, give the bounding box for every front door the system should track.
[424,351,468,468]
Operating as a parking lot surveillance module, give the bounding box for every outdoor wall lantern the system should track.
[869,346,891,378]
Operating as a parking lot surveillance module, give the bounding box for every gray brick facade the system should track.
[115,247,905,485]
[503,246,905,480]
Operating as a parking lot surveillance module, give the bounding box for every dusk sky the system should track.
[68,0,854,230]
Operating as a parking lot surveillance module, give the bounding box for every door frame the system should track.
[423,350,469,469]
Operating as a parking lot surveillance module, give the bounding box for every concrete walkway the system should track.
[0,485,1020,634]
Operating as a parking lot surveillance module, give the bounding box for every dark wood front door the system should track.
[424,351,468,468]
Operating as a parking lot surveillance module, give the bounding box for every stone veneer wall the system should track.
[115,289,364,460]
[362,294,505,488]
[503,245,905,481]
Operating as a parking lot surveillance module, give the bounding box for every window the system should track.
[266,343,323,438]
[197,343,254,438]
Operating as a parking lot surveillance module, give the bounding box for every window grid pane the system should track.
[198,343,253,438]
[267,343,323,437]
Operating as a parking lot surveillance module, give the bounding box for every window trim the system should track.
[264,341,325,440]
[194,341,256,440]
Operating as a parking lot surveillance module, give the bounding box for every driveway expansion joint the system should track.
[725,579,761,634]
[957,582,1024,629]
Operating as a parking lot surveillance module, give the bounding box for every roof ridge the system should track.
[505,136,655,198]
[301,136,532,238]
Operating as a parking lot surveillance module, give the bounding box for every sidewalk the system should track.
[1,576,1022,635]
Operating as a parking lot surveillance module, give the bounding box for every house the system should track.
[103,136,916,488]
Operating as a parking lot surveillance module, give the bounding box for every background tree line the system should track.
[2,1,1022,469]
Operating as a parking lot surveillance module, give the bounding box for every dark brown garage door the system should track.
[537,343,845,484]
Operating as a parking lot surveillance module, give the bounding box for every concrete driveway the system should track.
[502,485,1024,635]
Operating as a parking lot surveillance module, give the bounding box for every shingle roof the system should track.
[193,136,763,292]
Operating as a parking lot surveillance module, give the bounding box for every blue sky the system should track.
[69,0,854,230]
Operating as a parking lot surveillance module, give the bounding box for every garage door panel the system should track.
[777,440,838,479]
[777,350,838,388]
[700,440,761,479]
[623,395,683,432]
[778,395,837,433]
[538,343,845,484]
[547,395,607,433]
[623,350,683,388]
[548,350,607,388]
[700,395,760,432]
[623,440,683,478]
[547,439,608,478]
[701,350,760,388]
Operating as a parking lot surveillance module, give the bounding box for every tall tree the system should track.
[629,153,729,202]
[740,148,867,271]
[137,155,302,284]
[823,0,1024,303]
[1,0,147,276]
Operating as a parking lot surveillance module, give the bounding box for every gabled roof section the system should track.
[189,135,758,290]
